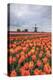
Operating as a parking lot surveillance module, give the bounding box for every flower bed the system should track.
[8,32,52,77]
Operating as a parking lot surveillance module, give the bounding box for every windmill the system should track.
[33,24,38,32]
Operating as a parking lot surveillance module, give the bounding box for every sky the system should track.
[9,4,52,32]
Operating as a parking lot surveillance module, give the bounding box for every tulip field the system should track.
[8,32,52,76]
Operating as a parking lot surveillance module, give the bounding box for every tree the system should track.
[24,29,28,32]
[17,29,21,32]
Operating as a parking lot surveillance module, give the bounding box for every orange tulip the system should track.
[10,70,17,77]
[36,60,42,67]
[34,69,40,75]
[44,63,51,74]
[29,61,34,69]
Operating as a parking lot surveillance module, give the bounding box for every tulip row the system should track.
[8,32,52,76]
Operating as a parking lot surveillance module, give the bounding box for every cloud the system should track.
[9,4,52,32]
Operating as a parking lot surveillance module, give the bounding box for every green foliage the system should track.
[30,70,34,75]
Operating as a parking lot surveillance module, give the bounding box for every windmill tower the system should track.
[33,24,38,32]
